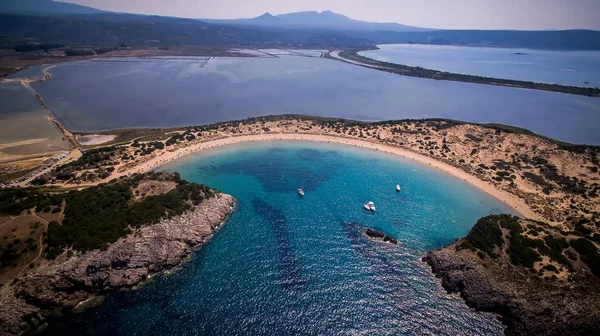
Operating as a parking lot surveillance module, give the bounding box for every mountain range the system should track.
[1,0,599,50]
[0,1,427,32]
[0,0,104,15]
[200,10,429,32]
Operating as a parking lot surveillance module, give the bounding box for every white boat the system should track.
[396,184,401,192]
[298,188,305,197]
[363,201,376,212]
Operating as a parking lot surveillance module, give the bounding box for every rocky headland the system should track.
[0,178,235,335]
[423,215,600,336]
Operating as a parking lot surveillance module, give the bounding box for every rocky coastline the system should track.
[0,193,235,336]
[423,242,600,336]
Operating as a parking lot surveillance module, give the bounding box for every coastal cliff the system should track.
[0,188,235,335]
[423,215,600,336]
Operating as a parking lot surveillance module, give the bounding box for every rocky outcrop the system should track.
[364,228,398,244]
[423,245,600,336]
[0,193,235,335]
[0,294,44,336]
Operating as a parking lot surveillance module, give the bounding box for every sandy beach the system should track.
[110,133,539,220]
[76,134,117,146]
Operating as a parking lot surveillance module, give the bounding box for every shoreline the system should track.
[328,50,600,98]
[110,133,537,220]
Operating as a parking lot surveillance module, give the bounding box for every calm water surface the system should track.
[0,82,66,146]
[360,44,600,87]
[44,141,515,335]
[20,55,600,145]
[0,82,42,115]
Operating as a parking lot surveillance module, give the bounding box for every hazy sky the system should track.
[63,0,600,30]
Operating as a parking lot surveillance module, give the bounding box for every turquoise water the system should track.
[44,141,515,335]
[360,44,600,87]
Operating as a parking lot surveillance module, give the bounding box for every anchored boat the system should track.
[396,184,401,192]
[298,188,305,197]
[363,201,376,212]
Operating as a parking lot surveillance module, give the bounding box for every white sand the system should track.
[76,134,117,146]
[110,133,539,220]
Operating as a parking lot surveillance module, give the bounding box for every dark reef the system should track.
[364,228,398,244]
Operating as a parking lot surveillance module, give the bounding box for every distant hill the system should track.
[200,10,429,32]
[0,0,104,15]
[0,13,374,49]
[0,6,599,51]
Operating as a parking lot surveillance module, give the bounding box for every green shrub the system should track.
[459,215,505,258]
[45,175,214,259]
[508,233,541,268]
[0,189,62,215]
[570,238,600,277]
[497,214,522,233]
[543,236,571,267]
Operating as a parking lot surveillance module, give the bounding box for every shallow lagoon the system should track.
[21,54,600,145]
[0,82,42,115]
[360,44,600,88]
[0,83,69,154]
[44,141,515,335]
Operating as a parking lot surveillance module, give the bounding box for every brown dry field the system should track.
[0,215,47,286]
[0,156,53,183]
[132,179,177,200]
[76,127,186,148]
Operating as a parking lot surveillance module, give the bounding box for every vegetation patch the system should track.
[65,49,94,56]
[457,215,575,272]
[543,236,571,267]
[508,234,542,268]
[570,238,600,277]
[458,215,504,258]
[32,147,127,185]
[0,189,62,216]
[45,173,215,258]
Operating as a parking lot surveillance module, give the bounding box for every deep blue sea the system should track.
[44,141,515,335]
[360,44,600,87]
[16,54,600,145]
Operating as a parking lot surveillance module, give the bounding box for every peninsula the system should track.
[328,50,600,97]
[0,172,235,335]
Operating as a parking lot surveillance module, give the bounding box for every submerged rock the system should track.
[0,193,235,335]
[364,228,398,244]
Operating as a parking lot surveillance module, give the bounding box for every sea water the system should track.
[44,141,515,335]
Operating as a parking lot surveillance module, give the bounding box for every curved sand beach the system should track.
[111,133,538,220]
